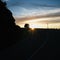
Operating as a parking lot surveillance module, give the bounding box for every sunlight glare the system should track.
[31,28,35,30]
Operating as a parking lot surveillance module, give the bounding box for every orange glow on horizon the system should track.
[16,18,60,29]
[30,28,35,31]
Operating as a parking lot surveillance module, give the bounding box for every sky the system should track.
[3,0,60,28]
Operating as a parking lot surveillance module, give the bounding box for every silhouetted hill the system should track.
[0,0,21,49]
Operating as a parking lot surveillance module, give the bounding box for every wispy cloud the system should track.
[8,2,60,8]
[32,3,60,8]
[3,0,9,2]
[15,8,60,18]
[15,8,60,25]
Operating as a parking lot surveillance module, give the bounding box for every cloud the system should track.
[9,2,25,7]
[31,3,60,8]
[15,8,60,19]
[15,16,60,28]
[6,1,60,25]
[13,7,60,18]
[7,0,60,8]
[15,17,60,23]
[9,3,60,8]
[3,0,9,1]
[15,8,60,24]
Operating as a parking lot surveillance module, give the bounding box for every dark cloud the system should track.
[6,0,60,8]
[8,2,60,8]
[8,2,25,7]
[36,19,60,23]
[32,3,60,8]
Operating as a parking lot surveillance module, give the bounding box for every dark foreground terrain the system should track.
[0,28,60,60]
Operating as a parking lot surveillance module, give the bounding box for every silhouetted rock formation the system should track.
[0,0,21,49]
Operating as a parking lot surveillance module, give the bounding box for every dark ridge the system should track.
[0,0,22,49]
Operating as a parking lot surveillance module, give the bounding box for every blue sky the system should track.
[3,0,60,17]
[3,0,60,28]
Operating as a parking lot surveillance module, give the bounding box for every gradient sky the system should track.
[3,0,60,28]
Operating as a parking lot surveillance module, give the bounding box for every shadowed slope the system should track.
[0,0,21,49]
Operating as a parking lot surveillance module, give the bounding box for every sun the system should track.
[31,28,35,30]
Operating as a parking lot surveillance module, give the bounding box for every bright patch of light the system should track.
[29,23,40,28]
[26,23,47,28]
[31,28,35,31]
[24,17,60,23]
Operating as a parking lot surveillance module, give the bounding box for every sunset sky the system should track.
[3,0,60,29]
